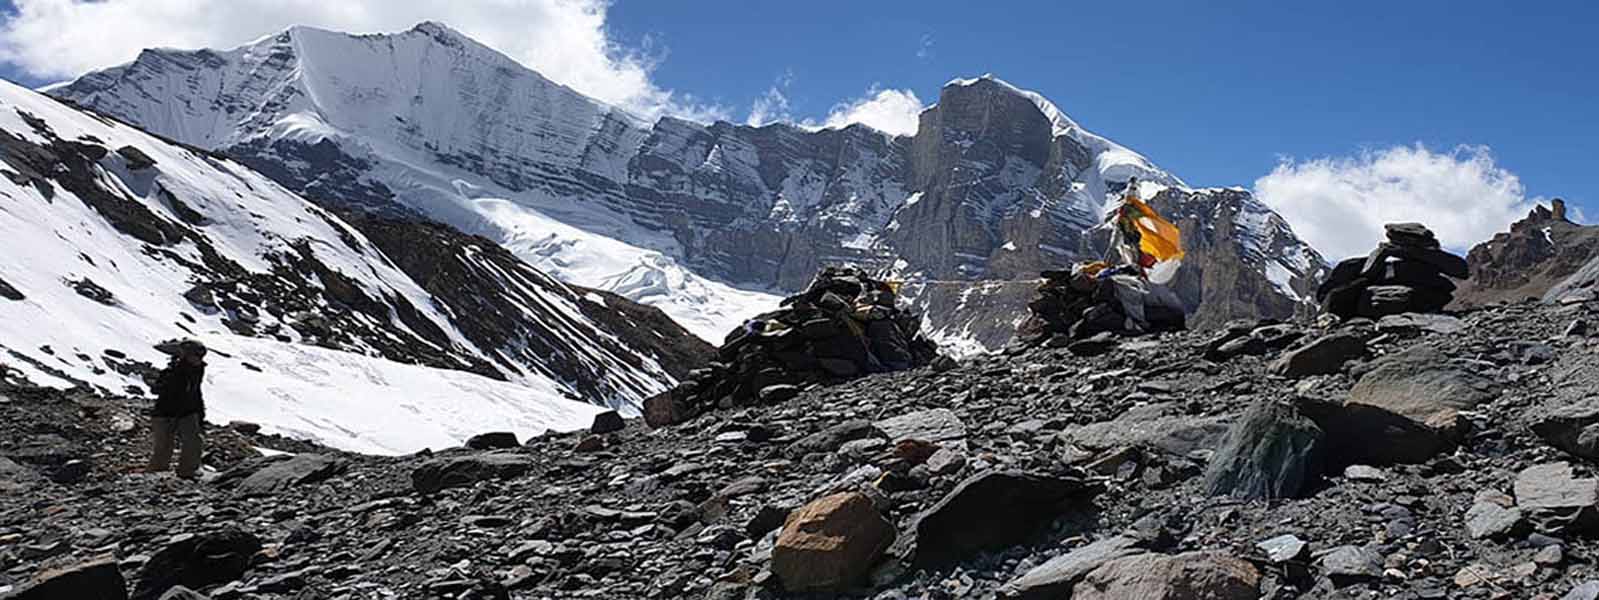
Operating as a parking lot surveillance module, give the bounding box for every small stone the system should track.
[1343,465,1387,482]
[590,411,625,434]
[1256,534,1308,563]
[1534,545,1564,566]
[466,432,520,450]
[1464,502,1522,540]
[574,436,604,453]
[1318,545,1383,586]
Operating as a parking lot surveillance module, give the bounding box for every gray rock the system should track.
[1348,344,1496,422]
[1343,465,1387,482]
[1271,333,1366,377]
[1317,545,1383,586]
[1203,399,1324,500]
[1531,398,1599,460]
[411,453,536,494]
[1515,462,1599,534]
[1061,403,1230,457]
[1565,581,1599,600]
[1377,313,1464,335]
[788,420,876,457]
[1464,502,1522,539]
[7,557,126,600]
[1256,534,1308,563]
[1001,535,1146,599]
[230,454,345,497]
[873,408,966,447]
[1071,551,1261,600]
[157,587,211,600]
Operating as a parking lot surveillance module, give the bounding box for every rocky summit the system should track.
[4,297,1599,599]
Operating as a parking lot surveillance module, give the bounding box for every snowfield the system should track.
[0,79,619,454]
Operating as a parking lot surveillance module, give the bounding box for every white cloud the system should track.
[916,33,935,60]
[1255,144,1537,260]
[0,0,727,122]
[816,87,924,137]
[745,71,794,127]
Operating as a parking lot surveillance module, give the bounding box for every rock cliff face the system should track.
[51,22,1327,351]
[1454,200,1599,307]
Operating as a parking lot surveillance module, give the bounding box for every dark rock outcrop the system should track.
[1203,400,1324,499]
[897,471,1103,568]
[133,528,261,600]
[410,453,535,494]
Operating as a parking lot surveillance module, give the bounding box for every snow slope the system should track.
[52,23,782,341]
[0,79,618,452]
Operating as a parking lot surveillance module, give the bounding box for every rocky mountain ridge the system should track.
[1455,199,1599,308]
[49,22,1329,351]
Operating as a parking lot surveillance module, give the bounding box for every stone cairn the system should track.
[1016,267,1186,348]
[1316,223,1468,319]
[645,266,940,426]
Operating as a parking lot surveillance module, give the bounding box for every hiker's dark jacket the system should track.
[154,361,206,418]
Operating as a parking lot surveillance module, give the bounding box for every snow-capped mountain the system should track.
[50,22,1328,352]
[0,79,705,452]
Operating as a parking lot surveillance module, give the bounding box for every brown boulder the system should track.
[772,492,895,593]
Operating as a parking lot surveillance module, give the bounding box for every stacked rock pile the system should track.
[1317,223,1469,318]
[1016,266,1186,348]
[644,266,940,426]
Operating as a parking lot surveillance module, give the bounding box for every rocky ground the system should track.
[4,299,1599,600]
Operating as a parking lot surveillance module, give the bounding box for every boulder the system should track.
[227,454,345,497]
[1061,403,1230,457]
[1298,397,1455,467]
[411,453,536,494]
[1270,333,1366,377]
[0,456,42,494]
[8,557,126,600]
[1531,398,1599,460]
[590,410,625,435]
[642,391,685,427]
[1203,400,1324,499]
[1071,551,1261,600]
[1001,535,1145,599]
[465,432,520,450]
[873,408,966,447]
[133,528,261,600]
[1464,501,1523,540]
[899,471,1103,568]
[1256,534,1308,563]
[1316,545,1383,586]
[1359,285,1448,317]
[787,420,877,457]
[1515,462,1599,535]
[771,492,895,593]
[1375,313,1464,335]
[1347,344,1496,422]
[1565,582,1599,600]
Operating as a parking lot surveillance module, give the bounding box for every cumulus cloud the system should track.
[0,0,726,121]
[816,87,924,137]
[1255,144,1537,260]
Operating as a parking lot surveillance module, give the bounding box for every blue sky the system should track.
[605,1,1592,208]
[0,0,1592,255]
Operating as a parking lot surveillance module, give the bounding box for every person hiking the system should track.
[150,339,207,479]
